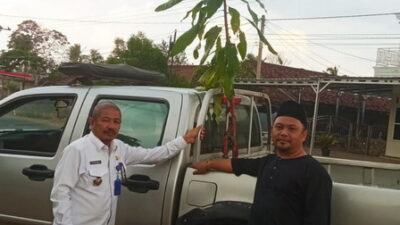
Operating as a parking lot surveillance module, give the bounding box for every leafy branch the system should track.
[155,0,280,98]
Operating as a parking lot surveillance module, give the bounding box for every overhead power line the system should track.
[0,13,188,25]
[268,12,399,21]
[268,22,377,63]
[1,11,399,25]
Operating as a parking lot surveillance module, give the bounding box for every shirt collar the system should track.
[88,132,118,152]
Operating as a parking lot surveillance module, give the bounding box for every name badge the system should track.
[90,160,102,165]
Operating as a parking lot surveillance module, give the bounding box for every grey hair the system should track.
[91,101,121,118]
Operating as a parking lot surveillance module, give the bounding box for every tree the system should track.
[107,32,168,74]
[325,66,339,76]
[89,49,104,64]
[0,20,69,84]
[107,38,127,64]
[68,44,82,62]
[8,20,69,69]
[158,40,188,65]
[156,0,279,157]
[155,0,279,98]
[0,34,45,85]
[68,44,104,64]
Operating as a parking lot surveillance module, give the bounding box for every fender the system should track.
[177,201,252,225]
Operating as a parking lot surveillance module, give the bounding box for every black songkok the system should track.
[276,101,307,128]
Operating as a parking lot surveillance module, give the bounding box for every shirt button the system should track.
[269,176,273,179]
[273,166,277,170]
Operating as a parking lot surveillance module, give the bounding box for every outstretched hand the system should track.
[183,126,203,144]
[190,160,210,175]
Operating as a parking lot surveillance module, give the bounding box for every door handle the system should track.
[22,164,54,181]
[123,174,159,193]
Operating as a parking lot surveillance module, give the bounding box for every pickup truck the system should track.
[0,84,399,225]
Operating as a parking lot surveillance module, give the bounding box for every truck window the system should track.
[0,96,75,156]
[95,99,168,148]
[394,107,400,139]
[201,104,261,155]
[251,107,262,147]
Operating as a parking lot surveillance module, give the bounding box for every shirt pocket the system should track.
[88,165,108,178]
[82,165,109,190]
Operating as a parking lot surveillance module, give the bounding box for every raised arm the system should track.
[190,159,233,174]
[124,126,203,165]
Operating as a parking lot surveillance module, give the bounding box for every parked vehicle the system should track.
[0,83,399,225]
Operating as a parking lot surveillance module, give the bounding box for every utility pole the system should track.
[168,29,177,74]
[256,15,266,78]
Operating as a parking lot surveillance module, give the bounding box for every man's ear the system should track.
[301,129,308,142]
[88,117,94,129]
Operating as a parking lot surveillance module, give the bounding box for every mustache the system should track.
[104,129,117,135]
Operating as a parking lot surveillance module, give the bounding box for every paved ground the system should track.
[310,147,400,164]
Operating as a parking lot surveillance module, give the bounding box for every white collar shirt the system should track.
[51,132,187,225]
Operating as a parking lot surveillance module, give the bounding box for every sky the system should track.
[0,0,399,77]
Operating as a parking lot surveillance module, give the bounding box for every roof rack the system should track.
[58,63,166,85]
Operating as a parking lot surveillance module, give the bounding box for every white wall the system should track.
[374,66,400,77]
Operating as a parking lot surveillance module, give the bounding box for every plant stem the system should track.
[223,0,230,42]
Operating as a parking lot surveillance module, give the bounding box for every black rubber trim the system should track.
[177,201,252,225]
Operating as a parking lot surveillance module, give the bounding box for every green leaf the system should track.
[223,76,234,98]
[200,26,221,65]
[196,7,207,38]
[237,31,247,60]
[216,36,222,50]
[205,0,223,19]
[200,69,218,88]
[255,0,267,13]
[226,43,240,78]
[246,19,278,55]
[193,48,199,59]
[198,23,206,40]
[240,1,259,25]
[193,43,201,59]
[182,1,204,22]
[155,0,184,12]
[229,7,240,34]
[213,93,223,122]
[171,24,199,56]
[215,46,226,74]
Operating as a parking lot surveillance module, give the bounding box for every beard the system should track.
[273,139,292,152]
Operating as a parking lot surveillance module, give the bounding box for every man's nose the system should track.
[107,121,119,129]
[279,128,289,136]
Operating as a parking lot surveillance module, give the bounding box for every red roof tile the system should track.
[170,63,390,112]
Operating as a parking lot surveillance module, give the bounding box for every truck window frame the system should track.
[0,94,77,157]
[84,96,170,148]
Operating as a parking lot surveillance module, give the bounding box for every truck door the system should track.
[193,89,272,162]
[0,87,89,225]
[178,89,272,219]
[70,87,182,225]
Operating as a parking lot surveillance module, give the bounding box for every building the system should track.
[374,48,400,77]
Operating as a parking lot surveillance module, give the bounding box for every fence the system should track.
[308,116,387,157]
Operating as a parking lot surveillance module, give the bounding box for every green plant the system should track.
[316,133,339,157]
